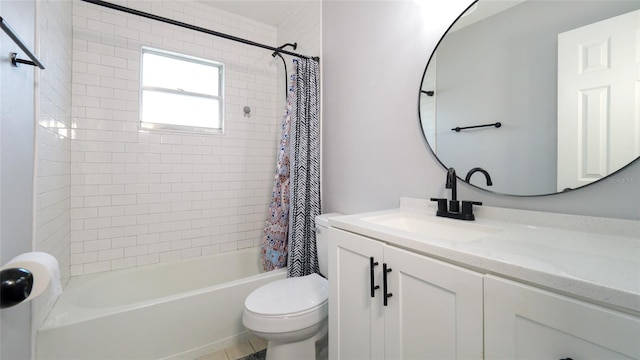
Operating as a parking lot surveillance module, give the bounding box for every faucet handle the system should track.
[461,201,482,216]
[430,198,448,214]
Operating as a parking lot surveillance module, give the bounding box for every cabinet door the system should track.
[329,228,385,360]
[383,245,484,360]
[485,275,640,360]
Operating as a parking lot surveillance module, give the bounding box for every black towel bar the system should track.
[452,122,501,132]
[0,16,46,69]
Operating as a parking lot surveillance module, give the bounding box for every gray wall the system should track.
[321,0,640,221]
[435,1,640,195]
[0,1,36,359]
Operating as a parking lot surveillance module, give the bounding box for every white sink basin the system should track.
[361,211,502,243]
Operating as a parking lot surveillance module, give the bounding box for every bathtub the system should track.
[37,247,287,360]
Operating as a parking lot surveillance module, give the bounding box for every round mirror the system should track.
[419,0,640,196]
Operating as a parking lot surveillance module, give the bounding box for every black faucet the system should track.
[446,168,459,212]
[431,167,482,221]
[465,167,493,186]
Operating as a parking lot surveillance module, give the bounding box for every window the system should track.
[140,47,224,133]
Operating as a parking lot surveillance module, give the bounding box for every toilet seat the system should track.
[243,273,328,333]
[245,273,328,315]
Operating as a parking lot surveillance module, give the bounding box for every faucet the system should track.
[465,167,493,186]
[445,168,459,212]
[430,167,482,221]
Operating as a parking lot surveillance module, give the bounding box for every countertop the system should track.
[328,198,640,314]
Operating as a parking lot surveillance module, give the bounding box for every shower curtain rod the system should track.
[80,0,320,61]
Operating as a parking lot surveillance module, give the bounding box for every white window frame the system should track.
[139,47,225,134]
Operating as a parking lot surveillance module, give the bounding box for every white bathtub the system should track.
[37,247,286,360]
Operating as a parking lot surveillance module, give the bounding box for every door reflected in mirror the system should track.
[419,0,640,196]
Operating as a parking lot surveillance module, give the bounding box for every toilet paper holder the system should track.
[1,267,34,309]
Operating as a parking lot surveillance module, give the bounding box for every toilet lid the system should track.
[245,273,328,316]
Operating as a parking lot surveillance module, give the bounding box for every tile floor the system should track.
[196,335,267,360]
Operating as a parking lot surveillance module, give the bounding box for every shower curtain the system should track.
[287,58,321,277]
[260,76,294,272]
[260,58,321,277]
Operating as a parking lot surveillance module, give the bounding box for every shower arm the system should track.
[272,43,297,101]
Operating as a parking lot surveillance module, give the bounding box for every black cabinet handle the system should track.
[383,263,393,306]
[370,257,379,297]
[559,358,573,360]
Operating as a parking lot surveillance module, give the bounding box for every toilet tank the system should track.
[315,213,341,277]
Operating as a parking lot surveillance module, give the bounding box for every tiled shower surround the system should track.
[70,0,281,275]
[35,0,73,330]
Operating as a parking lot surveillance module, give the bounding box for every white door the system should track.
[383,245,483,360]
[557,9,640,191]
[485,275,640,360]
[329,228,385,360]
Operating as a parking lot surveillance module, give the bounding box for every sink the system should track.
[361,211,501,243]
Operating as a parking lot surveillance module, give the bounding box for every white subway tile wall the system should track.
[34,0,73,329]
[70,0,281,275]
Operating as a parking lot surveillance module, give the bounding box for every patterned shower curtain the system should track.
[260,76,295,271]
[260,58,321,276]
[287,58,321,277]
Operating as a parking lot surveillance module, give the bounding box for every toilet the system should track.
[242,213,339,360]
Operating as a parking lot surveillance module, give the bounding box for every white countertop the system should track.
[329,198,640,314]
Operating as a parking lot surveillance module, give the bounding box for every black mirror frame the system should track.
[417,0,640,197]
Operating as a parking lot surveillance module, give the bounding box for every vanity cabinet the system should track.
[484,275,640,360]
[328,227,484,360]
[329,226,640,360]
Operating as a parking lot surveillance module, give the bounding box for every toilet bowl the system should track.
[242,213,339,360]
[243,273,328,359]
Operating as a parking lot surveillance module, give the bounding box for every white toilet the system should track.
[242,213,338,360]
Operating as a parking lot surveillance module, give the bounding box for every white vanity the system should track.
[328,198,640,360]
